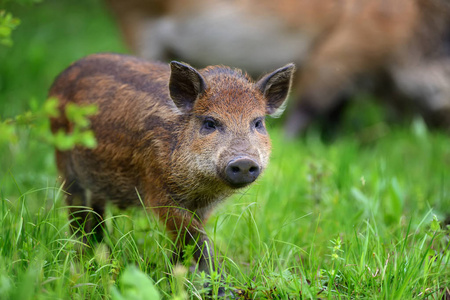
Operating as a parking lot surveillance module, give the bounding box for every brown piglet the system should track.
[49,53,295,276]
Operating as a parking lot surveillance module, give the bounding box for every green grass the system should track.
[1,0,449,299]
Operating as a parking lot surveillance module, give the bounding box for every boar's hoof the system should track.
[225,157,260,188]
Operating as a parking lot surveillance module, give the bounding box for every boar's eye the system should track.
[200,117,217,135]
[252,117,267,134]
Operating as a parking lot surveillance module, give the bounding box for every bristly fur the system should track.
[49,53,295,277]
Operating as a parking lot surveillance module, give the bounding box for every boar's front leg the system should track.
[57,151,105,245]
[153,205,219,274]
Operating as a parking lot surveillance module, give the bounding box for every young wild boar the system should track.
[49,53,294,275]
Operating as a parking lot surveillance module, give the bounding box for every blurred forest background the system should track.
[0,0,449,299]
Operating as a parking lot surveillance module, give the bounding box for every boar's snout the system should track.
[225,157,261,188]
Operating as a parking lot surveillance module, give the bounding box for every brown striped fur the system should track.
[49,53,295,275]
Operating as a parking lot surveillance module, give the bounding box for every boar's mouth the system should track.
[219,157,261,189]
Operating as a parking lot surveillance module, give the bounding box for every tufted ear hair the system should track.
[169,61,207,113]
[257,63,295,117]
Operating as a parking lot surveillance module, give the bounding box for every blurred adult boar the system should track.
[107,0,450,136]
[49,53,294,278]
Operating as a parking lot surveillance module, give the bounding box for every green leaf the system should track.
[430,215,440,232]
[43,98,60,117]
[52,130,76,151]
[65,103,97,128]
[78,131,97,149]
[111,265,160,300]
[0,27,11,36]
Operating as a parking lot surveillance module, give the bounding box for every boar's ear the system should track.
[169,61,207,113]
[257,63,295,117]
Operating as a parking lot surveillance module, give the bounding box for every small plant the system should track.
[0,97,97,150]
[1,0,43,47]
[319,236,345,293]
[0,10,20,46]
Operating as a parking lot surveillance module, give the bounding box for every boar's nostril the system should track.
[231,166,240,173]
[225,158,261,188]
[249,166,258,173]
